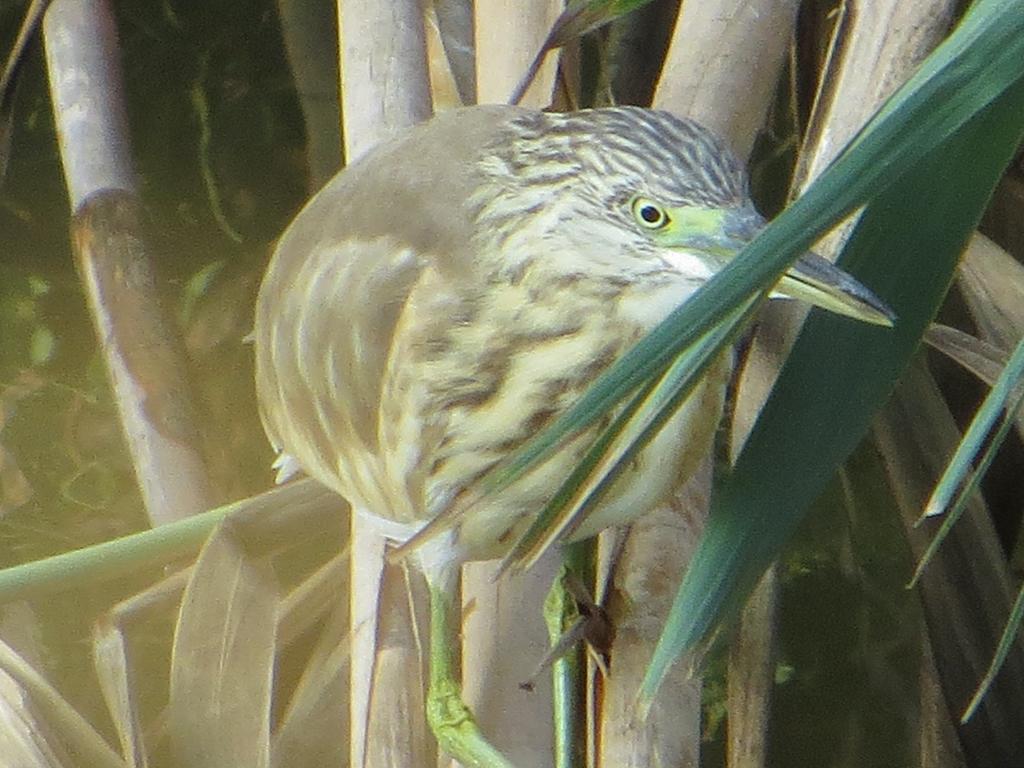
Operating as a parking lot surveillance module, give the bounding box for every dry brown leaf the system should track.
[874,359,1024,766]
[272,560,350,768]
[167,522,278,768]
[0,636,126,768]
[923,324,1010,390]
[93,620,148,768]
[959,234,1024,355]
[93,567,191,768]
[0,668,70,768]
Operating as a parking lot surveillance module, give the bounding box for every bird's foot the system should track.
[427,678,517,768]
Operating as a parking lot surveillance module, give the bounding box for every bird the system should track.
[252,104,893,767]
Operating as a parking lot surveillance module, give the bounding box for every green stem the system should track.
[547,543,593,768]
[0,479,338,603]
[426,578,517,768]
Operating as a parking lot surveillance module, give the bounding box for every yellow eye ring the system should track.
[631,197,670,230]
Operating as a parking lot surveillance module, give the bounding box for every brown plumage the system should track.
[254,106,740,572]
[253,104,892,767]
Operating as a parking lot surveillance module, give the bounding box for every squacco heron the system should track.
[253,105,892,767]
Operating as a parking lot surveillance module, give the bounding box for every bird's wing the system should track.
[255,230,433,521]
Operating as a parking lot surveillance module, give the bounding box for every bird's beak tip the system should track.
[782,251,896,328]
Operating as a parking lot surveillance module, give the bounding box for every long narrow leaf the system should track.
[0,479,338,604]
[909,372,1024,587]
[962,582,1024,722]
[921,334,1024,520]
[640,57,1024,706]
[911,336,1024,721]
[168,523,278,768]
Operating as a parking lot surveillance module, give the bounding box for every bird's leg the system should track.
[426,573,516,768]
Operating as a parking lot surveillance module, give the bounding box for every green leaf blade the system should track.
[640,66,1024,707]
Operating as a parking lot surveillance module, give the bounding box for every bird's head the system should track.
[477,106,893,327]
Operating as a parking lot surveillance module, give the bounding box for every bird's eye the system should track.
[631,198,670,230]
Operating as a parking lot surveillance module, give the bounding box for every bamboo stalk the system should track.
[335,3,435,765]
[599,471,710,768]
[43,0,215,527]
[475,0,562,106]
[338,0,432,162]
[654,0,799,160]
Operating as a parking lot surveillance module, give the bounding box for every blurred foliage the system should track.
[771,445,920,768]
[0,2,314,722]
[0,1,311,556]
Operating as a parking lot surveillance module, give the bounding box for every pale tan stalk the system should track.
[338,0,433,162]
[460,4,562,764]
[654,0,799,160]
[43,0,215,526]
[475,0,562,106]
[336,3,434,765]
[599,471,710,768]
